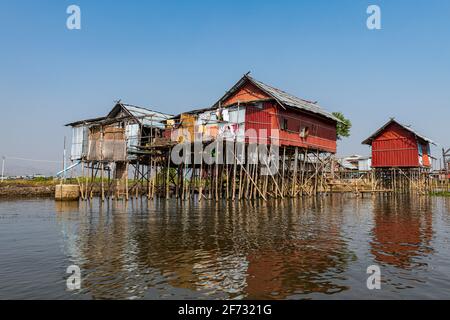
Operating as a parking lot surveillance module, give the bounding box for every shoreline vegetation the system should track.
[1,179,450,199]
[429,191,450,197]
[0,179,56,198]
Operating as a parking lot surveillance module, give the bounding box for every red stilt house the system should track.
[214,74,339,153]
[362,119,435,168]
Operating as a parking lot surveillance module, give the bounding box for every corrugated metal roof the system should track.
[214,74,340,123]
[362,118,436,145]
[168,106,215,120]
[121,104,173,128]
[337,159,357,170]
[247,76,339,122]
[104,102,173,128]
[66,103,174,128]
[65,116,107,127]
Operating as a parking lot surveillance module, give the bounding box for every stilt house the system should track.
[66,102,173,163]
[362,118,435,169]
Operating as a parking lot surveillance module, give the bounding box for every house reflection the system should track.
[245,197,352,299]
[370,196,433,269]
[56,197,353,299]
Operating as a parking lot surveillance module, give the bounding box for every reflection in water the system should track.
[245,199,353,299]
[54,197,356,299]
[370,196,433,269]
[2,195,450,299]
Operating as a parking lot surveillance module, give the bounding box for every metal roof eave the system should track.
[65,116,107,127]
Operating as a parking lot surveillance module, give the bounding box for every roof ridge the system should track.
[121,102,174,117]
[246,75,321,107]
[213,74,339,122]
[121,102,156,112]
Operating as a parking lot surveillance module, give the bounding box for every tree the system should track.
[332,112,352,140]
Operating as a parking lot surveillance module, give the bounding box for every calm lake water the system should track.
[1,195,450,300]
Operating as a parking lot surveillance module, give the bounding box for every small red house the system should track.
[362,119,435,168]
[214,74,339,153]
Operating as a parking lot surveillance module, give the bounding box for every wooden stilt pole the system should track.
[101,162,105,201]
[166,149,171,199]
[292,147,298,197]
[125,162,129,201]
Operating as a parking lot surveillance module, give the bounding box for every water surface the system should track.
[1,195,449,299]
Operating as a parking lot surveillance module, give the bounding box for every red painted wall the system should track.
[223,82,270,106]
[276,106,337,153]
[370,122,429,168]
[245,102,276,145]
[244,102,337,153]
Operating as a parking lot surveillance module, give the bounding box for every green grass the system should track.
[430,191,450,197]
[0,179,57,187]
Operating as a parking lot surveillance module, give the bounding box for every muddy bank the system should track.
[0,181,106,199]
[0,183,55,199]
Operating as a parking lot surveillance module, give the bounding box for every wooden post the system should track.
[147,163,151,199]
[125,162,129,201]
[234,153,267,201]
[85,162,89,201]
[166,148,171,199]
[292,147,298,197]
[215,140,219,201]
[238,144,245,200]
[101,162,105,201]
[281,147,286,197]
[89,163,94,200]
[199,159,204,202]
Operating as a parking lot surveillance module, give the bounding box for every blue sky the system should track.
[0,0,449,174]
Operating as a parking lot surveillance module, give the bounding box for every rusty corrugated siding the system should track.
[371,122,420,167]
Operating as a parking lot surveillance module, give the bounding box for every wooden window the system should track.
[281,118,288,130]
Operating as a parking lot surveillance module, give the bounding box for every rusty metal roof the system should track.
[65,102,173,128]
[214,74,340,122]
[120,103,173,128]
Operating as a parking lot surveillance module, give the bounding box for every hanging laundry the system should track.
[222,109,230,122]
[216,108,224,121]
[199,112,211,123]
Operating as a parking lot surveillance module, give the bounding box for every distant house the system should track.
[444,150,450,179]
[362,119,435,169]
[444,148,450,172]
[66,102,173,162]
[337,155,372,171]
